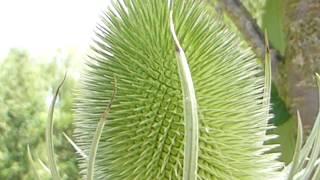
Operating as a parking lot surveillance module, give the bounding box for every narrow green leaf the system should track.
[46,73,67,180]
[63,132,88,159]
[27,145,41,180]
[87,77,117,180]
[287,111,303,180]
[169,1,199,180]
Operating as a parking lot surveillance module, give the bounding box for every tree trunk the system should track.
[278,0,320,131]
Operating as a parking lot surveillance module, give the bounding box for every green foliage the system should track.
[0,50,47,179]
[74,0,283,179]
[0,49,79,179]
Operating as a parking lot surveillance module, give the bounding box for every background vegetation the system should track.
[0,49,80,179]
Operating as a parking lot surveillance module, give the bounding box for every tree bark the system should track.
[213,0,320,131]
[219,0,282,64]
[279,0,320,131]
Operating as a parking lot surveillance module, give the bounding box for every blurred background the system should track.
[0,0,109,179]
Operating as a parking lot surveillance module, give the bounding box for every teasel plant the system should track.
[27,0,320,179]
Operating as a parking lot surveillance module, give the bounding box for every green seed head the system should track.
[74,0,282,179]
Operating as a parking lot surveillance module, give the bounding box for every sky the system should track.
[0,0,110,59]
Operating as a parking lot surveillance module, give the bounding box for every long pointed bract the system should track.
[27,145,41,180]
[46,73,66,180]
[87,77,117,180]
[169,1,199,179]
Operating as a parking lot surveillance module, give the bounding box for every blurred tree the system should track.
[0,49,79,179]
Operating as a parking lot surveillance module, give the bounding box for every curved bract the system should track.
[74,0,282,179]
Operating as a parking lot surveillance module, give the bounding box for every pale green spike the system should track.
[63,132,88,159]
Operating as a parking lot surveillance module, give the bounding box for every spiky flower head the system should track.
[74,0,283,179]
